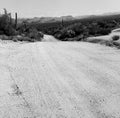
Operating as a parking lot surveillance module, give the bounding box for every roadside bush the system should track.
[27,28,43,41]
[112,35,119,41]
[55,29,75,39]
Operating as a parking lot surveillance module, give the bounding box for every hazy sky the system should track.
[0,0,120,18]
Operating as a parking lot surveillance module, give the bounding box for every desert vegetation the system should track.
[1,9,120,45]
[23,14,120,42]
[0,9,44,42]
[0,9,16,36]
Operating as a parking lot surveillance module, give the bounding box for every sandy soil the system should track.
[0,37,120,118]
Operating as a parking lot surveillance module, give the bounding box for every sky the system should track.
[0,0,120,18]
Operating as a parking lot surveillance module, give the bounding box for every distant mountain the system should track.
[18,12,120,24]
[18,15,76,24]
[75,15,96,19]
[102,12,120,16]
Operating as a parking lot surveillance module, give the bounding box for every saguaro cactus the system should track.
[15,12,17,29]
[9,13,12,24]
[3,8,7,15]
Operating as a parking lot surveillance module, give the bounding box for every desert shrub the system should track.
[27,28,43,41]
[55,29,76,39]
[112,35,119,41]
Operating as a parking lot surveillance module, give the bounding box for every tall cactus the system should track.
[9,13,12,24]
[3,8,7,15]
[15,12,17,29]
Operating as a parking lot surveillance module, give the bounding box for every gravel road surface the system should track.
[0,37,120,118]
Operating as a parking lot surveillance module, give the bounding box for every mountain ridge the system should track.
[18,12,120,24]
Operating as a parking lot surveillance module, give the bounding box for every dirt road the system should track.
[0,38,120,118]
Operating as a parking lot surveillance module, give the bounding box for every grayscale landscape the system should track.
[0,0,120,117]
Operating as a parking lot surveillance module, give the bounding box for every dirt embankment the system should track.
[86,35,120,48]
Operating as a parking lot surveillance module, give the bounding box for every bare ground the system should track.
[0,37,120,118]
